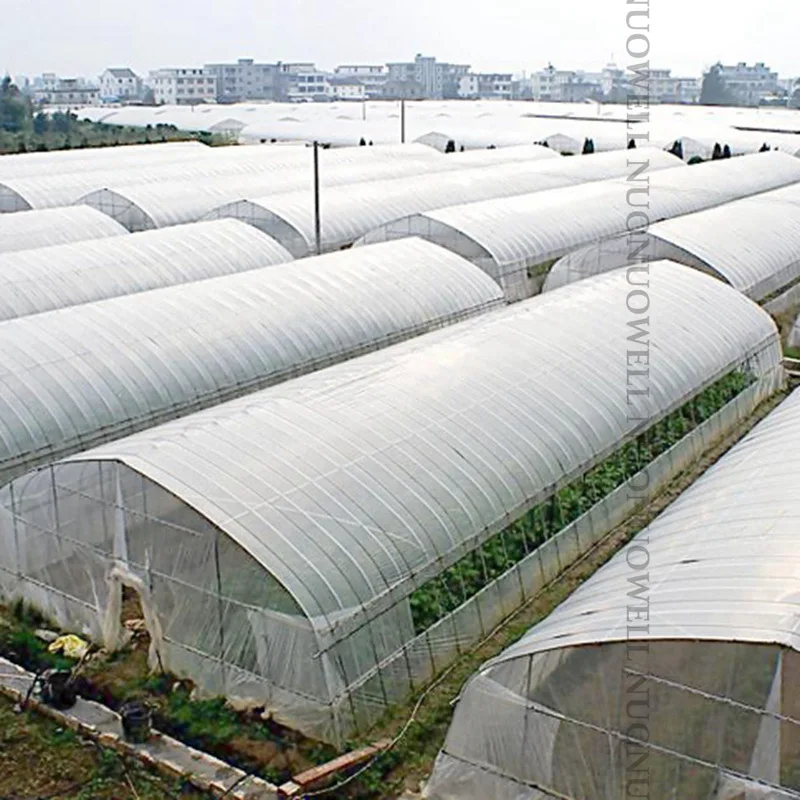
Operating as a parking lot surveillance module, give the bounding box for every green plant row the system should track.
[409,369,754,633]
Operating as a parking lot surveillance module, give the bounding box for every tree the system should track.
[668,139,684,160]
[700,64,738,106]
[0,76,30,133]
[722,144,732,159]
[33,111,49,135]
[628,138,637,149]
[712,142,723,160]
[582,137,595,154]
[51,111,76,134]
[759,143,771,152]
[444,139,456,153]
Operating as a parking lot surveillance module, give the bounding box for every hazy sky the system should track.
[2,0,798,80]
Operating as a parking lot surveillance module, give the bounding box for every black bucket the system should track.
[120,699,152,743]
[40,669,77,710]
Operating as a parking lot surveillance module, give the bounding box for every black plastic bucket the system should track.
[120,699,152,743]
[40,669,77,710]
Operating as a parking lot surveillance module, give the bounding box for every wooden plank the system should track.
[278,739,391,797]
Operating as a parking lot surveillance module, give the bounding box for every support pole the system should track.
[400,98,406,144]
[313,140,321,256]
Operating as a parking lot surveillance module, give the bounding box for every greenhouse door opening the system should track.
[104,565,165,673]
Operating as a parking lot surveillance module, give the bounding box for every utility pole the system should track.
[400,98,406,144]
[362,99,366,121]
[313,141,321,256]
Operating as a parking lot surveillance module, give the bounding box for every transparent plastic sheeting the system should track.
[0,237,503,483]
[78,146,552,231]
[207,149,682,257]
[0,206,128,254]
[0,219,293,322]
[70,101,800,157]
[0,142,446,213]
[427,388,800,800]
[0,262,782,743]
[545,181,800,301]
[359,151,800,301]
[0,141,206,181]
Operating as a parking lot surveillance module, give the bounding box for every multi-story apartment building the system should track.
[99,68,142,102]
[716,62,779,105]
[33,74,100,106]
[673,77,701,104]
[275,63,328,101]
[147,68,217,105]
[529,65,593,101]
[203,59,281,102]
[387,55,470,99]
[327,76,366,101]
[333,65,387,98]
[458,73,513,100]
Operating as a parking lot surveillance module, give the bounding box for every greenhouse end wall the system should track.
[427,642,800,800]
[0,459,346,742]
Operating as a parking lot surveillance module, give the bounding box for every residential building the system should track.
[387,55,470,99]
[283,66,329,101]
[147,68,217,105]
[560,72,603,103]
[381,79,426,100]
[99,68,142,102]
[32,75,100,106]
[203,59,281,102]
[599,62,627,97]
[458,73,513,100]
[716,62,779,105]
[334,65,387,98]
[674,77,701,104]
[327,76,366,101]
[530,65,584,101]
[275,63,328,101]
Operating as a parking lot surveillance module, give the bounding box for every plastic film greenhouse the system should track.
[0,237,502,483]
[426,387,800,800]
[0,205,128,254]
[207,149,682,258]
[544,181,800,301]
[0,142,448,214]
[358,151,800,301]
[0,141,206,182]
[0,219,293,321]
[78,149,493,231]
[0,262,784,745]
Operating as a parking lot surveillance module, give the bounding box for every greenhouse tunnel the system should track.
[78,150,483,231]
[0,142,451,215]
[544,181,800,303]
[206,149,682,258]
[0,263,784,746]
[357,151,800,301]
[0,205,129,254]
[0,219,294,321]
[0,238,503,484]
[0,141,206,182]
[427,388,800,800]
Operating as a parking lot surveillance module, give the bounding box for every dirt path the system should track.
[0,694,207,800]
